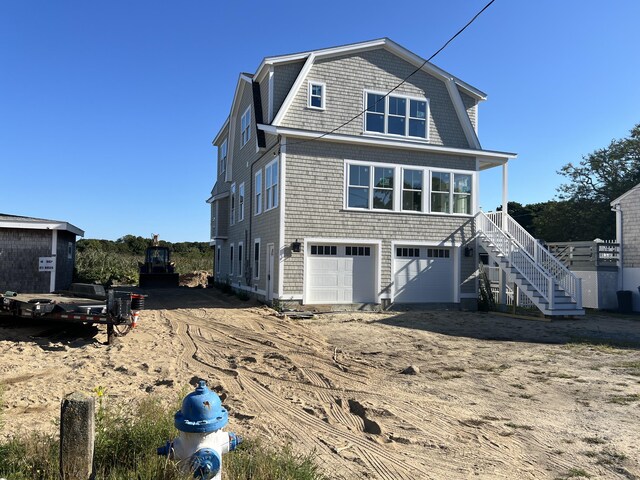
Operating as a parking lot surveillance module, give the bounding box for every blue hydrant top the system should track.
[175,380,229,433]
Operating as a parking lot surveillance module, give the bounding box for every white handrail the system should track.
[476,211,554,307]
[485,211,582,308]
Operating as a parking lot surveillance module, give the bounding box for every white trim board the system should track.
[0,220,84,236]
[258,124,515,167]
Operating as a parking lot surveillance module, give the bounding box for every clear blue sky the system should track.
[1,1,638,242]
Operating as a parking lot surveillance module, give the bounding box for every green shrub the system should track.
[0,393,326,480]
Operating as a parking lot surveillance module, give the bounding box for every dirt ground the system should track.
[1,288,640,479]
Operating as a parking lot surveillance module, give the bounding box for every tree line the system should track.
[500,123,639,242]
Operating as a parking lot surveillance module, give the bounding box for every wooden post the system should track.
[512,283,518,314]
[60,392,95,480]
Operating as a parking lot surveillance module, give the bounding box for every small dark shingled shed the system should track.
[0,214,84,294]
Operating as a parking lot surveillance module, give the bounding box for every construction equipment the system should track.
[0,289,145,345]
[138,234,180,288]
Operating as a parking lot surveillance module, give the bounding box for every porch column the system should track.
[502,162,508,227]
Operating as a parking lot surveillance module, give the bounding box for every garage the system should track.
[306,244,376,304]
[393,245,455,303]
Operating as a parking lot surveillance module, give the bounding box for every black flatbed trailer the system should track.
[0,290,145,344]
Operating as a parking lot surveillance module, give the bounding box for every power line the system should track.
[280,0,496,149]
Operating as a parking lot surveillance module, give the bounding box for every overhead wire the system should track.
[279,0,496,149]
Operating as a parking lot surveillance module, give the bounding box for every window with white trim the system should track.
[308,81,325,109]
[255,170,262,215]
[230,244,234,275]
[402,168,423,212]
[345,161,474,216]
[364,91,428,139]
[230,183,236,225]
[219,138,227,175]
[241,107,251,147]
[239,183,245,222]
[428,248,450,258]
[373,167,394,210]
[253,239,260,279]
[238,242,243,277]
[265,159,278,210]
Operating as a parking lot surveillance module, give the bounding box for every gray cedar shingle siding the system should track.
[0,229,54,293]
[620,186,640,267]
[282,140,476,297]
[459,90,477,132]
[280,48,470,149]
[55,230,76,291]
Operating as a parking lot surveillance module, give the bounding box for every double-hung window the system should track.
[241,107,251,147]
[453,174,472,214]
[365,91,428,139]
[347,164,370,209]
[373,167,394,210]
[239,183,245,222]
[219,139,227,176]
[402,169,422,212]
[238,243,243,277]
[308,81,325,109]
[230,183,236,225]
[255,170,262,215]
[430,172,450,213]
[265,159,278,210]
[229,244,234,275]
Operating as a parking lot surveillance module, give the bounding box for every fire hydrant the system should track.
[157,380,242,480]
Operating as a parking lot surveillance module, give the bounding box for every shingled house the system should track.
[0,214,84,293]
[207,38,584,316]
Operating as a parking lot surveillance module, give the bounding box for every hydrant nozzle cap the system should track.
[174,380,229,433]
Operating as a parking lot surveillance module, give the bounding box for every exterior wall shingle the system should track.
[283,140,477,299]
[620,186,640,267]
[280,48,470,149]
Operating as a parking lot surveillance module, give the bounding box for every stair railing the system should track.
[485,212,582,309]
[476,211,554,309]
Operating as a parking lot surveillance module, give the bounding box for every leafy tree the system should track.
[558,123,640,202]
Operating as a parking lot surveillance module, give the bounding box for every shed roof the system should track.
[0,214,84,236]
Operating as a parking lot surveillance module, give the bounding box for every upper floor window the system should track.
[241,107,251,147]
[239,183,245,222]
[347,164,394,211]
[219,138,228,175]
[402,169,423,212]
[364,91,428,139]
[255,170,262,215]
[265,158,278,211]
[308,81,325,109]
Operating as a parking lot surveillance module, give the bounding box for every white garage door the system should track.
[393,246,454,303]
[307,244,376,304]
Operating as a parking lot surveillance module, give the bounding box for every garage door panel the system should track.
[394,246,454,303]
[307,244,375,304]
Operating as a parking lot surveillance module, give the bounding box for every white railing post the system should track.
[548,277,555,310]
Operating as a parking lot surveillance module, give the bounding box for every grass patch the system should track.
[519,393,534,399]
[477,363,512,373]
[608,393,640,405]
[549,372,579,379]
[0,395,326,480]
[596,448,627,466]
[510,383,525,390]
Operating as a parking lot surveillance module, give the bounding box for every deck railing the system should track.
[476,211,555,309]
[484,211,582,308]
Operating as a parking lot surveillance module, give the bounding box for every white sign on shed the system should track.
[39,257,55,272]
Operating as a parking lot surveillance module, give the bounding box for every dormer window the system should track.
[364,91,428,140]
[308,81,325,109]
[241,107,251,147]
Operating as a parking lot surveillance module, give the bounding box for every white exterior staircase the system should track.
[476,211,584,316]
